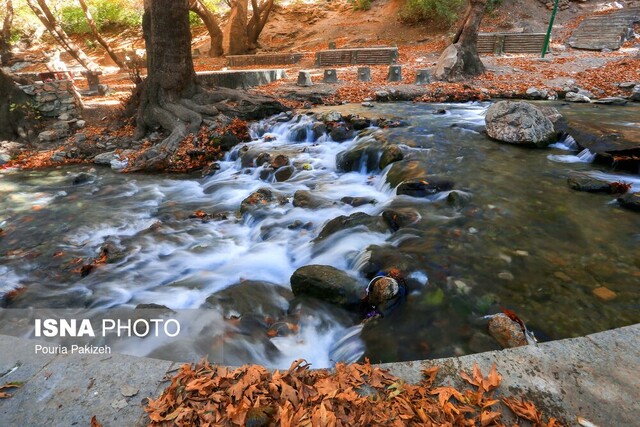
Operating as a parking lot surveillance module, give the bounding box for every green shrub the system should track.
[60,0,142,34]
[400,0,465,27]
[351,0,372,11]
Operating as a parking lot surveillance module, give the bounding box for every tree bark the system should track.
[78,0,126,69]
[133,0,285,171]
[0,69,35,141]
[223,0,249,55]
[25,0,102,74]
[188,0,223,57]
[247,0,274,49]
[0,0,14,64]
[434,0,487,82]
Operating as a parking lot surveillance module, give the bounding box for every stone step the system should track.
[568,8,640,51]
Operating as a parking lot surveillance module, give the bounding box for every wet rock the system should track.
[290,265,364,308]
[274,165,295,182]
[396,178,454,197]
[348,116,371,131]
[366,276,403,317]
[203,280,292,320]
[446,190,469,208]
[270,154,290,169]
[202,162,220,177]
[385,160,429,188]
[432,108,447,115]
[630,85,640,102]
[288,123,308,142]
[336,141,382,172]
[593,97,627,106]
[341,196,376,207]
[292,190,335,209]
[240,188,274,214]
[617,192,640,212]
[487,313,528,348]
[567,176,613,193]
[99,239,126,264]
[382,209,420,231]
[379,145,404,170]
[318,111,342,123]
[135,303,173,312]
[93,151,119,165]
[485,101,556,147]
[317,212,390,240]
[329,124,352,142]
[0,153,10,165]
[218,132,240,151]
[359,245,417,279]
[71,172,95,185]
[255,152,271,167]
[311,122,327,140]
[565,92,591,103]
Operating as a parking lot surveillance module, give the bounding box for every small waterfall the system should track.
[547,148,596,164]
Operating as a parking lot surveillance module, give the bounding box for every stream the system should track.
[1,101,639,368]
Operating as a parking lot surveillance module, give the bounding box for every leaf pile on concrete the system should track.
[145,359,564,426]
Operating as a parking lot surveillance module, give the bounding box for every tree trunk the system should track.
[78,0,125,69]
[188,0,223,57]
[223,0,249,55]
[434,0,487,82]
[247,0,274,49]
[133,0,285,171]
[0,0,14,64]
[25,0,102,74]
[0,69,35,141]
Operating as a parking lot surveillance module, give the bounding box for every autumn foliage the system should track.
[145,359,564,426]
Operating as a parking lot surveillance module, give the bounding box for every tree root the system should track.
[130,84,285,172]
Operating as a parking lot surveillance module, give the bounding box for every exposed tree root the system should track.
[131,84,285,171]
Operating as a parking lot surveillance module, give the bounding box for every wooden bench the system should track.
[477,33,548,54]
[226,53,305,67]
[315,47,399,66]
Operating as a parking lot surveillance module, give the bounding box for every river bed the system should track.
[1,101,639,367]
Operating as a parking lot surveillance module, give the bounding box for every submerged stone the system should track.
[396,178,454,197]
[617,192,640,212]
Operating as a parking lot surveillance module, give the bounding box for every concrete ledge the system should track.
[1,325,638,426]
[197,69,288,90]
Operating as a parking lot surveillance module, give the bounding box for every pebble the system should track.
[120,385,139,397]
[553,271,572,283]
[111,398,128,410]
[468,227,478,234]
[593,286,617,301]
[515,250,529,257]
[498,272,514,281]
[499,253,512,264]
[361,102,374,108]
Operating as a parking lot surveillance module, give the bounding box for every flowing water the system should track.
[1,102,639,367]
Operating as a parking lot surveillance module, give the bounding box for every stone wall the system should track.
[19,80,81,120]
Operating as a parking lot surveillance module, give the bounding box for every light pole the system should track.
[542,0,559,58]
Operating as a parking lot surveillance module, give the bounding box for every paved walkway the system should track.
[1,324,638,426]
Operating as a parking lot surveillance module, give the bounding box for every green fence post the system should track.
[542,0,559,58]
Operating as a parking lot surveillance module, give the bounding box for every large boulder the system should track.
[203,280,292,320]
[316,212,389,240]
[290,265,364,308]
[485,101,556,147]
[292,190,335,209]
